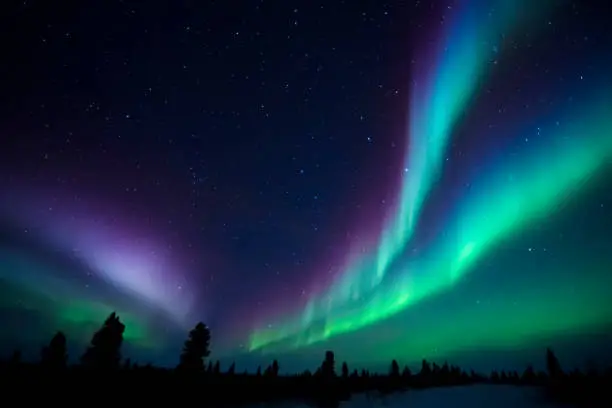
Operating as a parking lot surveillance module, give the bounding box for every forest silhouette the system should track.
[2,312,611,407]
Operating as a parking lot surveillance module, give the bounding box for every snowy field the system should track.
[340,385,562,408]
[256,385,564,408]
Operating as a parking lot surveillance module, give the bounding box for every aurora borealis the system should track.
[247,0,612,364]
[1,1,611,371]
[249,0,560,351]
[249,93,612,353]
[0,204,189,359]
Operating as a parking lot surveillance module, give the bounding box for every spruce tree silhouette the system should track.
[390,359,400,377]
[178,322,211,372]
[402,365,412,379]
[272,359,279,376]
[213,360,221,375]
[41,331,67,369]
[420,359,431,375]
[522,364,536,383]
[546,348,563,379]
[227,362,235,375]
[314,352,340,408]
[81,312,125,370]
[419,359,432,386]
[321,351,336,378]
[341,362,349,378]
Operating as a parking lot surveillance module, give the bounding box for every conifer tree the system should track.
[272,359,279,376]
[522,364,536,383]
[81,312,125,369]
[390,359,400,377]
[402,365,412,378]
[420,359,431,376]
[341,362,349,378]
[321,350,336,378]
[178,322,211,372]
[41,331,68,369]
[546,348,563,379]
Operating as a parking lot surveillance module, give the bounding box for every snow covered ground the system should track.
[258,385,564,408]
[341,385,561,408]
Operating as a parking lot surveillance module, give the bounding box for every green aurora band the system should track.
[249,0,611,353]
[249,98,612,352]
[382,0,547,282]
[316,96,612,341]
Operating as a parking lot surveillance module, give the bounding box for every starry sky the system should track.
[0,0,611,372]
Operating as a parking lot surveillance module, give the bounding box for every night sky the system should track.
[1,0,611,373]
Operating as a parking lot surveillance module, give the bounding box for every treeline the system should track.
[1,312,611,407]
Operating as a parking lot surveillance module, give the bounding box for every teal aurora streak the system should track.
[248,0,612,353]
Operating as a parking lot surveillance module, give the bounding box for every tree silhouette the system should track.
[272,359,279,376]
[4,315,597,407]
[321,350,336,378]
[402,365,412,379]
[420,359,432,381]
[441,362,450,378]
[522,364,536,383]
[341,362,349,378]
[390,359,400,377]
[41,331,67,369]
[81,312,125,369]
[178,322,211,372]
[546,348,563,379]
